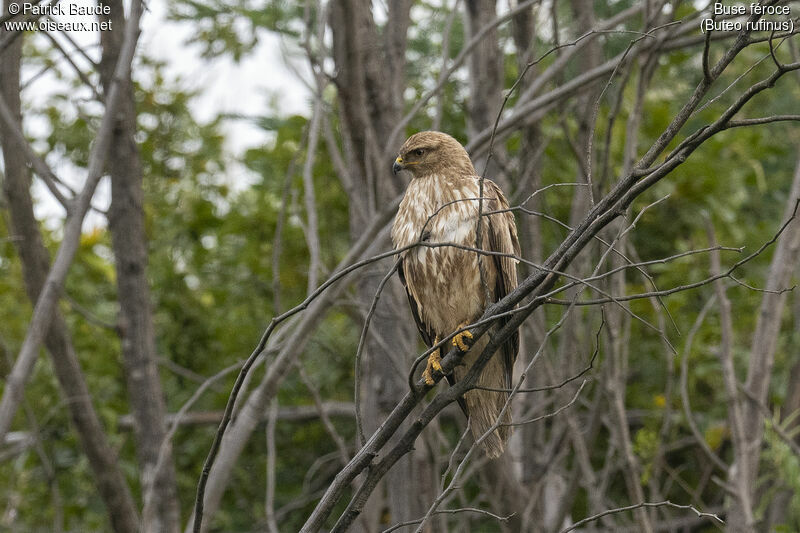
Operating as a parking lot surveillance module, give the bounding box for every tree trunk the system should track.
[465,0,507,187]
[98,2,180,531]
[329,1,436,529]
[728,152,800,533]
[0,11,140,533]
[510,0,547,500]
[767,304,800,528]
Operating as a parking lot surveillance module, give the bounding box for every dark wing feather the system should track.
[398,257,469,416]
[484,180,520,389]
[398,258,433,346]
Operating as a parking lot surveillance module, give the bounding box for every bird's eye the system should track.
[414,148,425,157]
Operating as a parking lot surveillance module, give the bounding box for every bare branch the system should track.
[559,500,724,533]
[706,220,754,522]
[507,379,588,427]
[40,29,103,100]
[302,98,324,294]
[679,294,728,472]
[143,359,243,526]
[354,259,400,446]
[119,402,356,430]
[191,196,402,532]
[738,384,800,458]
[264,399,279,533]
[0,83,73,210]
[297,364,350,467]
[0,0,145,448]
[301,56,800,532]
[382,507,514,533]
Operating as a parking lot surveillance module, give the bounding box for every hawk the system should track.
[391,131,520,458]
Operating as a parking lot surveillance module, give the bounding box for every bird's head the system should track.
[393,131,475,178]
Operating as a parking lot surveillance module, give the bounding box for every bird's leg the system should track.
[452,322,474,352]
[422,337,443,385]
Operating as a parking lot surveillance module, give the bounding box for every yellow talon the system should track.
[422,346,442,385]
[452,324,474,352]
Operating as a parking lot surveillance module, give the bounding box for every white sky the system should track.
[141,2,310,146]
[21,0,311,230]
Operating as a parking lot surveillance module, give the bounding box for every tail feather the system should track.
[455,336,513,459]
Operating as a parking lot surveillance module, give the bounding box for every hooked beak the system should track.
[392,156,404,175]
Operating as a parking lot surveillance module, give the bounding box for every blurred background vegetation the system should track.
[1,0,799,532]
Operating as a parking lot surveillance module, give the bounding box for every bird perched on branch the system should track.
[391,131,520,458]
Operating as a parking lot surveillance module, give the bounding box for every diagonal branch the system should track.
[0,0,144,443]
[559,500,723,532]
[299,43,800,533]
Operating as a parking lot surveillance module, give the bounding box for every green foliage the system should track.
[2,1,800,531]
[168,1,305,61]
[762,422,800,529]
[633,426,659,484]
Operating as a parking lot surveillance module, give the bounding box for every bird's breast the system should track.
[391,175,480,249]
[392,176,488,332]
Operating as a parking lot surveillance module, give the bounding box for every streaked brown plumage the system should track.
[391,131,520,458]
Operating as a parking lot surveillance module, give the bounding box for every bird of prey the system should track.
[391,131,520,458]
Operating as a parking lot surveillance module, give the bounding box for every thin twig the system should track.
[559,500,724,532]
[383,507,514,533]
[354,259,400,447]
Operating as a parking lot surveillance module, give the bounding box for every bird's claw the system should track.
[452,324,474,352]
[422,348,442,385]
